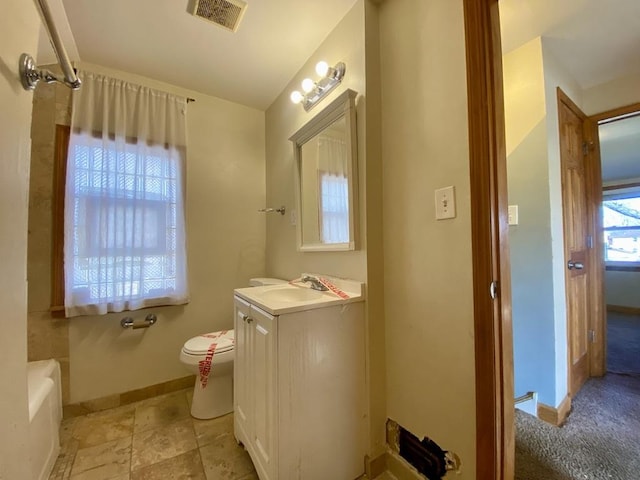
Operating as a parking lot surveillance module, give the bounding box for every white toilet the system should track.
[179,277,286,419]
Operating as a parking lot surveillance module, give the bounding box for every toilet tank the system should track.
[249,277,287,287]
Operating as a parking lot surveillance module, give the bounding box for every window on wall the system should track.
[52,126,189,316]
[66,134,184,305]
[603,193,640,267]
[319,172,349,244]
[57,71,189,317]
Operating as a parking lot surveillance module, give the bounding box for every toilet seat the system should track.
[182,331,234,356]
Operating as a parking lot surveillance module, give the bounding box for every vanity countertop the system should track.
[234,275,364,315]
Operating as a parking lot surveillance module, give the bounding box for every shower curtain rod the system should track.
[19,0,81,91]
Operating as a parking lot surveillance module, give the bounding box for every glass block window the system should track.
[65,133,187,314]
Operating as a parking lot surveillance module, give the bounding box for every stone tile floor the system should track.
[49,388,257,480]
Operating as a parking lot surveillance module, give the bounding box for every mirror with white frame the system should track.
[290,89,358,251]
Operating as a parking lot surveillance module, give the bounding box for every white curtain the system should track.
[317,134,349,243]
[64,71,189,317]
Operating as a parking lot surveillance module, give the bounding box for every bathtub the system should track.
[27,359,62,480]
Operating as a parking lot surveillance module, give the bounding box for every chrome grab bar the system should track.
[514,391,535,405]
[121,313,157,329]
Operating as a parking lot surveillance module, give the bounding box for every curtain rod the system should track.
[19,0,81,91]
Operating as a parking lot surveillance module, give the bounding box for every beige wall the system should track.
[264,1,367,282]
[27,77,74,406]
[362,1,386,459]
[0,0,40,477]
[27,63,266,403]
[583,73,640,115]
[605,271,640,308]
[378,0,476,475]
[264,0,388,459]
[503,38,546,157]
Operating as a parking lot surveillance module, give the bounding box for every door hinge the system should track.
[588,330,596,343]
[586,235,593,249]
[490,281,498,300]
[582,141,594,156]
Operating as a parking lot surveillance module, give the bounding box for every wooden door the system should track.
[558,89,592,397]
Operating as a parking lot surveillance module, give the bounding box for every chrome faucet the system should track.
[301,275,328,291]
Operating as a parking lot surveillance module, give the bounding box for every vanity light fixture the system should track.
[290,61,346,112]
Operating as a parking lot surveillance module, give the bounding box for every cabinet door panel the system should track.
[251,305,277,479]
[277,305,367,479]
[233,296,252,444]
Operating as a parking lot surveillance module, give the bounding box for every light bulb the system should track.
[315,61,329,77]
[290,90,303,104]
[301,78,315,93]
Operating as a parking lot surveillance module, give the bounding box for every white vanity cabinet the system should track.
[234,296,277,479]
[233,294,366,480]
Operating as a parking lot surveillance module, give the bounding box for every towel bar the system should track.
[121,314,157,329]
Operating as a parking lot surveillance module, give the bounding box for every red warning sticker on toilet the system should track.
[198,330,228,389]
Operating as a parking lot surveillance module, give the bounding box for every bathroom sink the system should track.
[234,275,365,315]
[259,286,326,303]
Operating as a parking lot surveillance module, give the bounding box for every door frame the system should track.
[463,1,514,479]
[589,101,640,372]
[463,1,620,478]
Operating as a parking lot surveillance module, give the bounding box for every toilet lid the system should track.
[183,331,234,355]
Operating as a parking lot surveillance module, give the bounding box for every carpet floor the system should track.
[607,312,640,375]
[515,313,640,479]
[516,374,640,479]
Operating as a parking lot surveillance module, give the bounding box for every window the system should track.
[65,134,186,312]
[57,71,189,317]
[319,172,349,244]
[316,133,350,245]
[603,194,640,266]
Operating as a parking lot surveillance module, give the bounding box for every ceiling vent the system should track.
[191,0,248,32]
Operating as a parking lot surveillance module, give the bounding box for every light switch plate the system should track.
[435,186,456,220]
[508,205,519,225]
[290,209,297,226]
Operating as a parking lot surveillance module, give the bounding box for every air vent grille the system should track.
[192,0,247,32]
